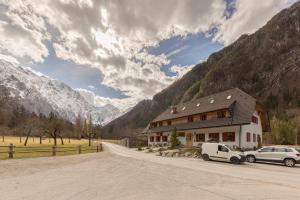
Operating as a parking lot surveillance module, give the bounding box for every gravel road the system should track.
[0,142,300,200]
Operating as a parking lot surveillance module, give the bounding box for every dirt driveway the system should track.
[0,142,300,200]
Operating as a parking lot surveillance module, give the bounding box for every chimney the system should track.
[171,106,177,114]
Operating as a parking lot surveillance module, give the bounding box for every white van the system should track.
[201,143,246,164]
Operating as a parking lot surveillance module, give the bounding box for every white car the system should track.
[201,143,246,164]
[245,146,300,167]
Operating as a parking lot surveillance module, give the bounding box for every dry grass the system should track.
[0,136,102,160]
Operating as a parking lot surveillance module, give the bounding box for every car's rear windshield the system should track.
[295,148,300,153]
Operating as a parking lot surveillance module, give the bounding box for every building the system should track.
[144,88,270,149]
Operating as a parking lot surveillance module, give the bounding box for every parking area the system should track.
[0,142,299,200]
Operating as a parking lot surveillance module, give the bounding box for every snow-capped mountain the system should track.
[0,59,121,124]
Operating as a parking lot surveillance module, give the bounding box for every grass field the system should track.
[0,136,101,160]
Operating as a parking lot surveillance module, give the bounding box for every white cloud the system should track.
[88,85,95,90]
[0,0,296,111]
[170,65,194,79]
[214,0,297,45]
[166,45,189,58]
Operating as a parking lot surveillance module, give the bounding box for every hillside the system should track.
[0,59,121,124]
[103,1,300,139]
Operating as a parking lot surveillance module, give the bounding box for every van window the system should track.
[218,145,229,152]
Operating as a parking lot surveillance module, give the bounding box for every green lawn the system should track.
[0,136,101,160]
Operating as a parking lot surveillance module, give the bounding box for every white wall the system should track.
[240,111,263,149]
[192,126,240,147]
[148,111,263,148]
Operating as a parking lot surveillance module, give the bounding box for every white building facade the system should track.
[145,88,270,149]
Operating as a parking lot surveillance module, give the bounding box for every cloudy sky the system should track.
[0,0,297,111]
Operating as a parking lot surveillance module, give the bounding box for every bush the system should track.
[271,116,297,145]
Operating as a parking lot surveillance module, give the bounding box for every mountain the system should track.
[103,1,300,138]
[0,59,121,124]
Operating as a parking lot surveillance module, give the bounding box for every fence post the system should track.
[52,145,57,156]
[20,136,22,143]
[96,145,99,152]
[8,144,14,159]
[2,135,4,142]
[99,143,102,151]
[78,145,81,154]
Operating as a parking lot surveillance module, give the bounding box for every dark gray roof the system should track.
[149,118,233,133]
[146,88,257,133]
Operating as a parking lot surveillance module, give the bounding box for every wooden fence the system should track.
[0,143,102,159]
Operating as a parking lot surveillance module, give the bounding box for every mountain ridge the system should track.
[103,1,300,138]
[0,59,121,124]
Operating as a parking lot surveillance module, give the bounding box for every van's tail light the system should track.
[296,154,300,157]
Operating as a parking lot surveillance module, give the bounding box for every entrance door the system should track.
[186,133,193,147]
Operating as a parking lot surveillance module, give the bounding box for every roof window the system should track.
[226,95,232,100]
[196,103,200,107]
[182,106,186,110]
[209,99,214,104]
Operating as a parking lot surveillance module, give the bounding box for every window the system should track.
[158,121,163,126]
[226,95,232,100]
[155,136,161,142]
[252,116,258,124]
[151,122,157,128]
[246,132,251,142]
[162,136,168,142]
[167,120,172,126]
[200,114,207,121]
[257,135,261,144]
[286,148,294,152]
[150,136,154,142]
[260,147,274,152]
[222,132,235,142]
[209,133,219,141]
[274,148,286,152]
[253,133,256,142]
[210,99,215,104]
[218,145,229,152]
[196,103,200,107]
[217,110,226,118]
[182,106,186,110]
[178,132,185,137]
[187,116,193,122]
[195,133,205,142]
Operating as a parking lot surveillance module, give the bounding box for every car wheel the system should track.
[284,158,295,167]
[202,154,210,161]
[246,155,256,163]
[230,157,240,164]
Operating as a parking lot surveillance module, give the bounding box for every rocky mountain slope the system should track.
[103,1,300,138]
[0,59,120,124]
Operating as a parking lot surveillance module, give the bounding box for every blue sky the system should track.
[27,33,223,99]
[0,0,296,110]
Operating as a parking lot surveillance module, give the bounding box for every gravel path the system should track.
[0,142,300,200]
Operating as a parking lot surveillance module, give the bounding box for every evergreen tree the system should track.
[170,127,180,149]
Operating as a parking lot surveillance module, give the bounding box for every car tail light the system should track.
[296,154,300,157]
